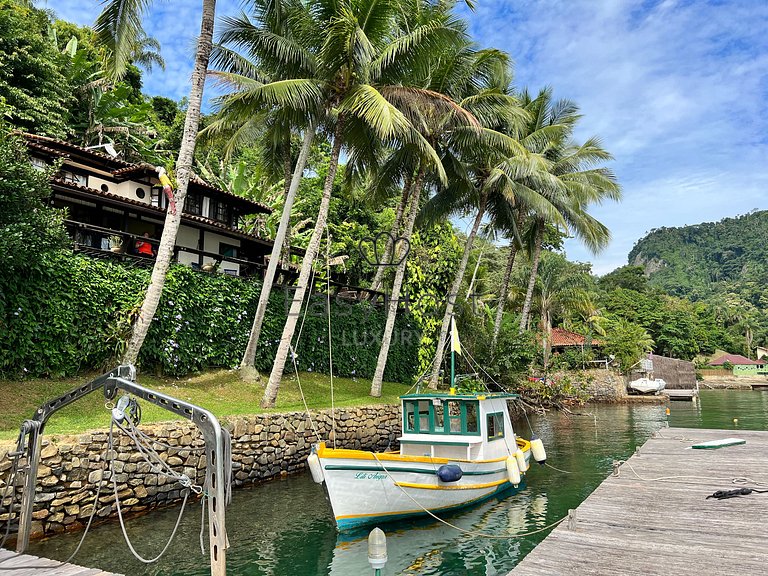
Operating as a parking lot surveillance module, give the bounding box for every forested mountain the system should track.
[623,210,768,357]
[629,210,768,301]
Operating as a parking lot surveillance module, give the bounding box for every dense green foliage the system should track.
[0,252,419,381]
[0,1,72,137]
[0,128,68,272]
[628,211,768,356]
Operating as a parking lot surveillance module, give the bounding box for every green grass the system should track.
[0,370,411,441]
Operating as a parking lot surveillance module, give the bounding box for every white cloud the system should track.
[40,0,768,279]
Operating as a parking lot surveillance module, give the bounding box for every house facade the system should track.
[23,133,281,277]
[709,353,767,376]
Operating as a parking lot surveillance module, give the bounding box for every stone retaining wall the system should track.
[0,405,400,539]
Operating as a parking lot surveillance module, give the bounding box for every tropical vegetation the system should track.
[3,0,760,406]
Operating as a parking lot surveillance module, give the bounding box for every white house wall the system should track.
[204,231,240,275]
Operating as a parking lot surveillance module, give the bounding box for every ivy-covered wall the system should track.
[0,251,420,381]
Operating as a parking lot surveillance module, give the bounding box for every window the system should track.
[219,243,238,258]
[60,170,87,186]
[136,187,146,199]
[403,398,480,435]
[486,412,504,441]
[216,201,231,225]
[100,183,109,192]
[184,192,202,215]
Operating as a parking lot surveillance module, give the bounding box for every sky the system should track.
[41,0,768,275]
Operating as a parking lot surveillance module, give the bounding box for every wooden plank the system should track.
[664,389,698,400]
[510,427,768,576]
[0,547,123,575]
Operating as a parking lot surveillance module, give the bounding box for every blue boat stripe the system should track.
[323,464,507,476]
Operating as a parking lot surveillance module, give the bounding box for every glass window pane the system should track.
[465,403,478,433]
[433,403,444,432]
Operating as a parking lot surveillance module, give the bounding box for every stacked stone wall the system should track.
[0,405,399,539]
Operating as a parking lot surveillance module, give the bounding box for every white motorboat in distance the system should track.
[628,377,666,394]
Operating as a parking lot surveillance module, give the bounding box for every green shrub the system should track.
[0,251,419,381]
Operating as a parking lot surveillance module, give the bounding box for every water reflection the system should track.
[25,390,768,576]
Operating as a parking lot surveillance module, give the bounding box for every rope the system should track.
[109,420,190,564]
[370,453,567,539]
[288,265,321,442]
[326,227,336,449]
[614,459,768,487]
[545,463,572,474]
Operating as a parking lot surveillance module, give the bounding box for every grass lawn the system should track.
[0,369,412,441]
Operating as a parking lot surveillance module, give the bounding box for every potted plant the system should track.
[108,235,124,253]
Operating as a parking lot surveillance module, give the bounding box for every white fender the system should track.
[307,453,324,483]
[506,454,521,487]
[530,435,547,465]
[514,448,528,473]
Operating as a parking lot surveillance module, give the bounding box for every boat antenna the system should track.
[326,226,337,449]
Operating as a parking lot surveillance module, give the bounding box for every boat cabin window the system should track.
[486,412,505,441]
[402,398,479,435]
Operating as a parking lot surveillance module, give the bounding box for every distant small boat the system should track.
[629,377,666,394]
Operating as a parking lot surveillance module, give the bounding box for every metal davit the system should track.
[10,365,230,576]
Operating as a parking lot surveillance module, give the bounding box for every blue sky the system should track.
[41,0,768,274]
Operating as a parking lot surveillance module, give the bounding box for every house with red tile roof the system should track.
[22,132,281,277]
[710,353,766,376]
[549,328,602,349]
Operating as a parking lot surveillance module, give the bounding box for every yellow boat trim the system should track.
[317,438,530,465]
[395,478,509,491]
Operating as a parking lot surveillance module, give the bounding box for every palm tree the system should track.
[517,90,621,334]
[531,252,593,365]
[370,39,531,395]
[424,74,563,389]
[259,0,451,408]
[205,1,321,378]
[94,0,217,365]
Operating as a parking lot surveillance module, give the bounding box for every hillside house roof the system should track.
[710,354,762,366]
[20,132,272,214]
[550,328,601,348]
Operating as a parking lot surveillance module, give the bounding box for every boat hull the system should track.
[629,377,666,394]
[316,443,531,530]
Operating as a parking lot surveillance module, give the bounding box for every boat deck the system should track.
[0,548,123,575]
[509,427,768,575]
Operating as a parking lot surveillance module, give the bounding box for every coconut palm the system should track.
[424,76,569,388]
[517,137,621,334]
[94,0,217,365]
[369,38,537,395]
[257,0,454,408]
[204,0,321,377]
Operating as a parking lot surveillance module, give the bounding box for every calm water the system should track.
[28,390,768,575]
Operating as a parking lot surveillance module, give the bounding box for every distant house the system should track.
[22,132,282,277]
[549,328,601,351]
[757,346,768,361]
[710,353,767,376]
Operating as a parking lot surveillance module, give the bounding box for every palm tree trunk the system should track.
[123,0,216,365]
[428,193,488,389]
[491,239,519,350]
[368,173,412,295]
[518,219,545,333]
[370,164,425,397]
[280,128,293,267]
[240,122,316,377]
[261,120,343,408]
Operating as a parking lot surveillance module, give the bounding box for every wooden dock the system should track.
[0,548,123,575]
[665,388,699,401]
[510,427,768,576]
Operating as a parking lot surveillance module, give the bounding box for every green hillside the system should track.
[626,210,768,356]
[629,210,768,302]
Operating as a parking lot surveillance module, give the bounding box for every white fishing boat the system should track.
[308,319,546,531]
[628,377,666,394]
[310,391,541,530]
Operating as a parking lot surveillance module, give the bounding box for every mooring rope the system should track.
[613,458,768,487]
[370,453,568,539]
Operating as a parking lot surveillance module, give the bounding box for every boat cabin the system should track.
[398,392,519,461]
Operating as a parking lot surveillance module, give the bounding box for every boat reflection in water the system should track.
[326,491,550,575]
